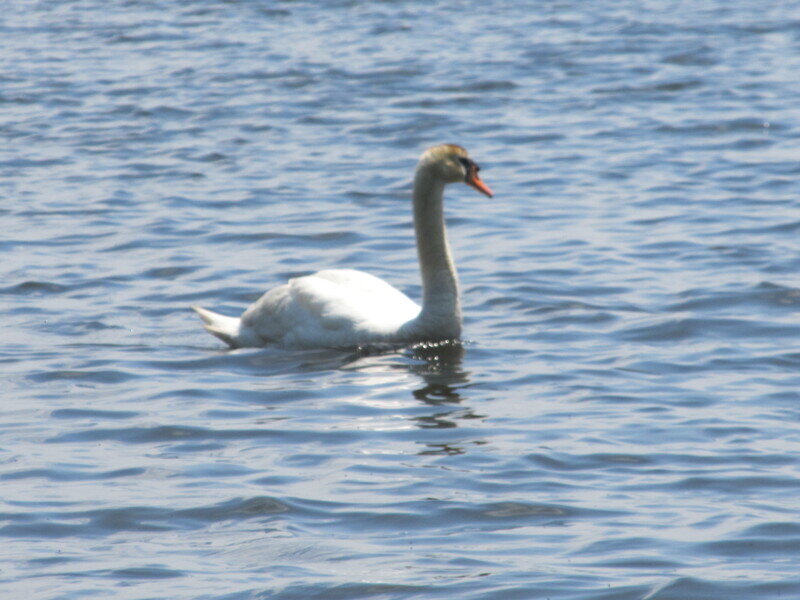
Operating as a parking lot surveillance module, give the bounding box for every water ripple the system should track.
[2,0,800,598]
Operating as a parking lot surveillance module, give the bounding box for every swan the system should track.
[193,143,493,349]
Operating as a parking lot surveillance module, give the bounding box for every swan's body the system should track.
[193,144,492,349]
[196,269,421,349]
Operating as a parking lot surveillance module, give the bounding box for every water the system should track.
[2,0,800,598]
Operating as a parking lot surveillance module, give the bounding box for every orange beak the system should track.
[466,168,493,198]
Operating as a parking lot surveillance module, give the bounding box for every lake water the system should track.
[2,1,800,598]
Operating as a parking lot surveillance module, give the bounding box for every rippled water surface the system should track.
[3,1,800,598]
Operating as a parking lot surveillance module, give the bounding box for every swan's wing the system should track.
[240,269,420,347]
[294,269,420,329]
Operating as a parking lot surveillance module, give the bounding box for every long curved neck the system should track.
[412,164,461,337]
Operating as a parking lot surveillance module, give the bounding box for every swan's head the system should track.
[420,144,493,198]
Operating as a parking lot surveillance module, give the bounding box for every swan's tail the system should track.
[192,306,241,348]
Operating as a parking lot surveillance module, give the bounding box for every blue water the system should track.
[3,1,800,598]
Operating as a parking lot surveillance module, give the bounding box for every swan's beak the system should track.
[466,170,493,198]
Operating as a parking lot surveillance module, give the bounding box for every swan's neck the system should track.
[411,165,461,338]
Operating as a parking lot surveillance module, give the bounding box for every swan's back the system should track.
[240,269,420,348]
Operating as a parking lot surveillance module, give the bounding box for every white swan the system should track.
[193,143,493,349]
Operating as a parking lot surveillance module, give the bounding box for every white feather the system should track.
[192,144,492,349]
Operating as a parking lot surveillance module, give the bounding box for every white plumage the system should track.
[193,144,493,349]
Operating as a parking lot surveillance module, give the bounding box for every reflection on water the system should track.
[407,342,487,451]
[6,0,800,597]
[340,341,486,445]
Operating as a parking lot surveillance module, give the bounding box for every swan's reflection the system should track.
[406,342,486,454]
[239,340,486,454]
[340,341,486,454]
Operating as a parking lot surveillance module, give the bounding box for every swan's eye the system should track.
[456,156,480,182]
[457,157,477,180]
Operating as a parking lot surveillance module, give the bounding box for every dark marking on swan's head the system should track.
[457,155,482,178]
[419,144,493,197]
